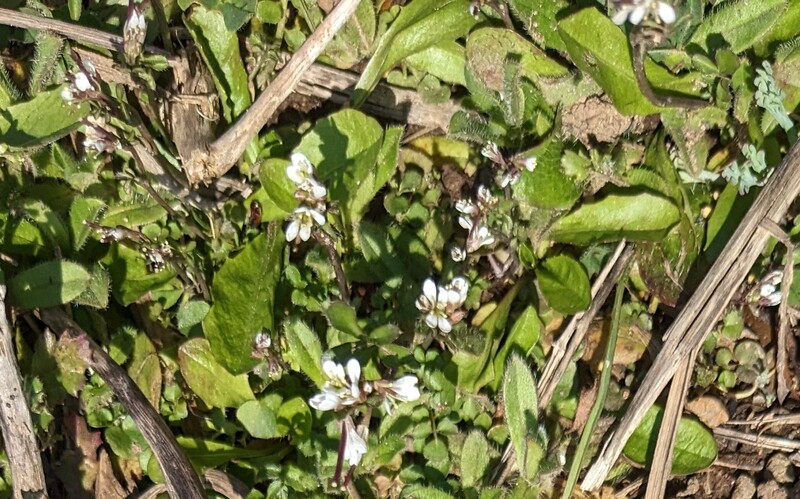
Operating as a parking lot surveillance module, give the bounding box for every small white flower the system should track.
[254,331,271,350]
[523,156,538,172]
[497,170,520,188]
[758,270,783,307]
[476,185,496,208]
[447,276,469,306]
[287,153,328,201]
[309,357,364,411]
[612,0,675,26]
[466,224,495,253]
[455,199,477,216]
[309,390,340,411]
[285,205,326,242]
[416,277,469,333]
[387,375,420,402]
[342,417,367,467]
[451,245,467,262]
[74,71,93,92]
[481,142,503,164]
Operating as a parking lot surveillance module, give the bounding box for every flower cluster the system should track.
[309,357,420,413]
[308,357,420,471]
[480,142,537,188]
[611,0,676,26]
[455,185,498,255]
[416,276,469,333]
[285,153,328,242]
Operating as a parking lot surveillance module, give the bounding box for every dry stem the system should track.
[0,285,48,498]
[184,0,362,185]
[582,141,800,491]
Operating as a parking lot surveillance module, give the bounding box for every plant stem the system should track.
[561,278,626,499]
[313,229,351,302]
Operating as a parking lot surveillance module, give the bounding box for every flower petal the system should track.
[657,2,676,24]
[309,391,340,411]
[425,313,439,329]
[438,316,452,333]
[422,279,437,302]
[285,220,299,241]
[629,5,647,25]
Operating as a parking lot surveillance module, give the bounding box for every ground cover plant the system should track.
[2,0,800,497]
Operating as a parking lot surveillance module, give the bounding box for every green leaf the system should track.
[69,197,106,251]
[324,301,364,338]
[405,41,467,86]
[0,211,48,256]
[101,202,167,227]
[513,139,582,210]
[456,282,521,392]
[175,436,272,468]
[276,397,312,441]
[466,28,568,93]
[185,5,252,122]
[283,318,324,387]
[203,225,284,374]
[536,255,591,314]
[236,394,284,439]
[690,0,787,54]
[506,0,568,51]
[623,404,718,475]
[502,354,541,480]
[29,31,63,95]
[549,192,681,245]
[72,264,110,309]
[491,306,541,391]
[0,88,89,148]
[353,0,477,106]
[128,333,162,408]
[461,431,491,489]
[104,244,178,306]
[296,109,399,226]
[176,300,211,334]
[178,338,255,409]
[558,8,701,115]
[18,198,71,251]
[9,260,90,309]
[323,0,376,69]
[257,158,299,218]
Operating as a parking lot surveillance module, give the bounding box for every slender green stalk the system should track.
[561,279,626,499]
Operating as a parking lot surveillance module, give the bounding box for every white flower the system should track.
[523,156,538,172]
[74,71,93,92]
[451,245,467,262]
[612,0,675,26]
[377,374,421,413]
[309,357,364,411]
[447,276,469,306]
[497,170,520,188]
[466,224,495,253]
[287,153,327,198]
[386,375,420,402]
[416,277,469,333]
[342,417,367,467]
[476,185,496,208]
[481,142,503,163]
[759,270,783,307]
[254,331,271,350]
[285,205,325,242]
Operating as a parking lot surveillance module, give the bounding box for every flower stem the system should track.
[313,229,351,302]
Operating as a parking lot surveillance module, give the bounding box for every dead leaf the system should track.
[686,395,729,428]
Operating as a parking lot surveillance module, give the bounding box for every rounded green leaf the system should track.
[550,192,680,245]
[623,404,718,475]
[178,338,255,409]
[536,255,591,314]
[236,395,283,439]
[9,260,90,309]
